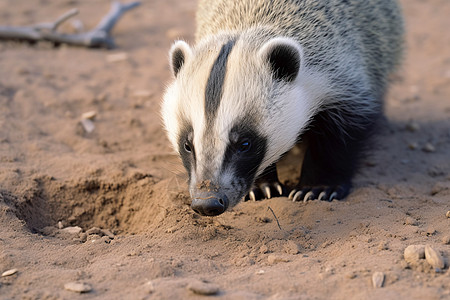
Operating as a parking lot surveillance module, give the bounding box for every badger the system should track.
[162,0,404,216]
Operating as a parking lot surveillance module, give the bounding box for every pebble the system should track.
[442,235,450,245]
[187,280,219,296]
[64,282,92,293]
[81,111,97,120]
[424,245,445,269]
[61,226,82,235]
[106,52,128,63]
[372,272,385,288]
[446,211,450,218]
[80,118,95,133]
[422,143,436,153]
[404,216,418,226]
[404,245,425,264]
[408,142,418,150]
[283,240,301,255]
[1,268,18,277]
[405,121,420,132]
[57,221,64,229]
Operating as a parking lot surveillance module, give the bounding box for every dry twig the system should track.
[267,206,282,230]
[0,1,140,49]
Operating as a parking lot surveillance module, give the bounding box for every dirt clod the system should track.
[187,280,219,296]
[64,282,92,293]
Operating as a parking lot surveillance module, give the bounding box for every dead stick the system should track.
[0,1,140,49]
[267,206,282,230]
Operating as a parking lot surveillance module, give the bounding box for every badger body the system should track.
[162,0,404,216]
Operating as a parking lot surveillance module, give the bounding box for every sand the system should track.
[0,0,449,299]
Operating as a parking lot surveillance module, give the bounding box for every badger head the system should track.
[162,34,325,216]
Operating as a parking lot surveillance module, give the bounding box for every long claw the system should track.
[275,183,283,196]
[318,191,327,201]
[303,191,314,202]
[264,186,271,199]
[288,190,296,200]
[329,191,338,201]
[249,190,256,202]
[292,191,302,202]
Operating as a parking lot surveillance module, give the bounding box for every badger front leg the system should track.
[245,164,284,201]
[289,105,379,202]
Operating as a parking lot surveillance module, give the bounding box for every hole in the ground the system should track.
[1,171,187,235]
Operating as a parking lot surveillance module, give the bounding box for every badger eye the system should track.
[237,139,251,153]
[184,142,192,153]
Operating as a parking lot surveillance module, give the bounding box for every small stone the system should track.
[61,226,82,235]
[256,270,265,275]
[446,211,450,218]
[372,272,385,288]
[166,226,177,233]
[259,245,269,254]
[424,245,445,269]
[57,221,64,229]
[80,119,95,133]
[64,282,92,293]
[283,240,301,255]
[408,142,418,150]
[422,143,436,153]
[187,280,219,296]
[404,245,425,264]
[2,268,18,277]
[81,111,97,120]
[268,254,290,264]
[404,216,417,226]
[442,236,450,245]
[106,52,128,63]
[141,281,154,294]
[405,121,420,132]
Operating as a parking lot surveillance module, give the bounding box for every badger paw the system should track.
[288,184,351,202]
[245,182,285,201]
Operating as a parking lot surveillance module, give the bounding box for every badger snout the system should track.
[191,193,229,216]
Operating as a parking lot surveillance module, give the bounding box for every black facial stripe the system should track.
[177,120,195,183]
[204,39,236,125]
[221,121,267,191]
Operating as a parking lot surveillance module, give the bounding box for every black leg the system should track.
[290,104,380,202]
[245,164,284,201]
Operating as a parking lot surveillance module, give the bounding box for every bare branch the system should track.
[0,1,140,49]
[51,8,79,31]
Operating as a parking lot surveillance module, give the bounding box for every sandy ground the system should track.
[0,0,449,299]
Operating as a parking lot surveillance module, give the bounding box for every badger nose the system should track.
[191,195,228,216]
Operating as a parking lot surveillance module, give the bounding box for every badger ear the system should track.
[258,37,302,82]
[169,40,192,77]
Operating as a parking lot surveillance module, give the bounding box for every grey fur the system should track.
[197,0,404,103]
[162,0,404,214]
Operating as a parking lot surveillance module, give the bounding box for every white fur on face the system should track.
[162,36,333,205]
